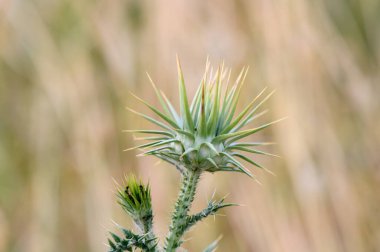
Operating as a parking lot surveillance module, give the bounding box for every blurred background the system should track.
[1,0,380,251]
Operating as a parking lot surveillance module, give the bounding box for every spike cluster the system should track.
[126,58,280,178]
[108,227,158,252]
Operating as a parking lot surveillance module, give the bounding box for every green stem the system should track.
[164,170,201,251]
[135,214,159,251]
[144,230,158,252]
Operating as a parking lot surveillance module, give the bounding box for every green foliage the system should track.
[109,58,276,251]
[185,198,237,231]
[108,228,158,252]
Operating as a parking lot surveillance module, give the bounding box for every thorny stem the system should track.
[135,216,159,251]
[164,169,201,251]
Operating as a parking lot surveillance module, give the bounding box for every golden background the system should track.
[0,0,379,251]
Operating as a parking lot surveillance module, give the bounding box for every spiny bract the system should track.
[126,57,281,178]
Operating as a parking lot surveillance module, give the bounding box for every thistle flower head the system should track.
[117,176,152,222]
[126,57,281,177]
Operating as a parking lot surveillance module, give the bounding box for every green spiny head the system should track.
[126,57,282,178]
[117,175,152,222]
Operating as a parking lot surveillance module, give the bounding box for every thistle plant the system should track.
[108,57,281,251]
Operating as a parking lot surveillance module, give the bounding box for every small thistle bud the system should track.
[117,176,153,232]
